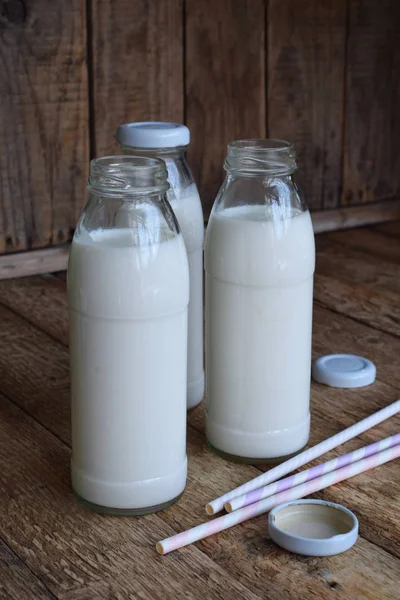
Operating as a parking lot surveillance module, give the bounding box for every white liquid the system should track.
[170,186,205,409]
[205,206,315,459]
[68,227,189,510]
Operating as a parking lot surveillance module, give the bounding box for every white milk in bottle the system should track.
[205,140,315,462]
[68,156,189,514]
[116,122,205,409]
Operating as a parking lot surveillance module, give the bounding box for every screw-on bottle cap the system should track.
[268,500,359,556]
[312,354,376,388]
[116,122,190,149]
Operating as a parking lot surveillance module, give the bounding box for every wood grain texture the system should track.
[375,220,400,237]
[0,0,88,253]
[0,538,56,600]
[185,0,266,216]
[322,227,400,263]
[0,304,71,443]
[91,0,184,156]
[0,246,69,280]
[316,237,400,295]
[314,235,400,337]
[315,274,400,338]
[311,198,400,233]
[342,0,400,205]
[268,0,346,210]
[0,274,68,342]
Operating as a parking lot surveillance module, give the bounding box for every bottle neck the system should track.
[119,145,187,158]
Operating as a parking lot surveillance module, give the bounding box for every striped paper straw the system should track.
[206,399,400,515]
[156,443,400,555]
[226,432,400,512]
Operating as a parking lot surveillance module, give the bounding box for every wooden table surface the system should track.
[0,222,399,600]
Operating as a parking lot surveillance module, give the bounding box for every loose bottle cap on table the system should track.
[268,499,358,556]
[312,354,376,388]
[116,122,190,148]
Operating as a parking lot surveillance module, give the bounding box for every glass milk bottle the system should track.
[116,122,205,410]
[205,140,315,463]
[68,156,189,514]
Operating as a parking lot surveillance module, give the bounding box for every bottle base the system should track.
[75,492,183,516]
[187,373,205,410]
[207,441,308,465]
[206,414,310,464]
[71,457,187,513]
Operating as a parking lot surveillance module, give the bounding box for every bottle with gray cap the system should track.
[116,122,204,410]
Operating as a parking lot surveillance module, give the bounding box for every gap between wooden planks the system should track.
[0,267,399,599]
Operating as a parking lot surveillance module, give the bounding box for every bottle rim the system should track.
[87,155,169,196]
[119,144,188,156]
[228,139,293,152]
[225,139,297,175]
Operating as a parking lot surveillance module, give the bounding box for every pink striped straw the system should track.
[206,399,400,515]
[226,432,400,512]
[156,443,400,555]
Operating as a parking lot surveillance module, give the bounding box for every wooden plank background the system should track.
[0,0,88,253]
[1,0,400,255]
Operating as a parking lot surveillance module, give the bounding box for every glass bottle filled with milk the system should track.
[205,140,315,463]
[116,122,205,410]
[68,156,189,514]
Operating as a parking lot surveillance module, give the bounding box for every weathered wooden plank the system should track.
[0,0,88,252]
[314,236,400,336]
[57,584,116,600]
[0,275,69,344]
[321,227,400,263]
[185,0,266,216]
[0,303,71,443]
[91,0,183,156]
[0,395,261,600]
[0,538,56,600]
[342,0,400,205]
[312,305,400,394]
[375,220,400,237]
[316,237,400,295]
[268,0,346,210]
[0,246,69,280]
[315,273,400,338]
[311,199,400,233]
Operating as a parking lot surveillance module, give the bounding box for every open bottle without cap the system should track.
[204,140,316,463]
[116,122,205,410]
[67,156,189,514]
